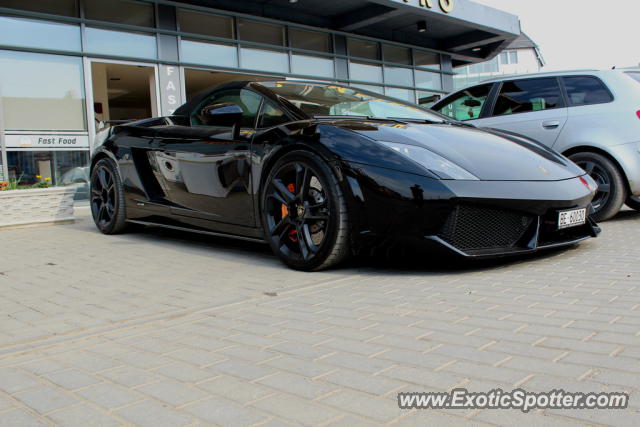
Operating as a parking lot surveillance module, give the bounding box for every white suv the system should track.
[432,69,640,221]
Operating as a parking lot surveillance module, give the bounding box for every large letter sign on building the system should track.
[159,65,184,116]
[410,0,455,13]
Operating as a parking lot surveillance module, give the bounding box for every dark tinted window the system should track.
[84,0,154,27]
[563,76,613,106]
[192,89,262,128]
[493,78,564,116]
[626,72,640,84]
[178,9,234,39]
[434,83,492,121]
[238,20,284,46]
[258,103,289,128]
[290,28,331,53]
[0,0,77,16]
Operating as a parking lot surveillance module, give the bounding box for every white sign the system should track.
[159,65,184,116]
[5,134,89,149]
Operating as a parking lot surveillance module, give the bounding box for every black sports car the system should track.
[90,81,600,270]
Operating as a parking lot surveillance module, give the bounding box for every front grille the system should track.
[438,204,534,252]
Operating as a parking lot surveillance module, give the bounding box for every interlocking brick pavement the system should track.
[0,207,639,426]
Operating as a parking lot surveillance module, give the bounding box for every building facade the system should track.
[453,32,545,90]
[0,0,519,192]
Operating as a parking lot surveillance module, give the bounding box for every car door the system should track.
[150,88,263,227]
[474,77,569,148]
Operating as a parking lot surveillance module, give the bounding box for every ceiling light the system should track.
[289,0,298,3]
[417,21,427,32]
[472,47,482,52]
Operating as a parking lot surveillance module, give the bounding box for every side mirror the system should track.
[463,99,482,108]
[199,103,243,128]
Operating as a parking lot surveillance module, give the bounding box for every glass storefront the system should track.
[0,0,455,201]
[0,51,86,131]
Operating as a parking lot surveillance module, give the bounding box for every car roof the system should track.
[482,69,603,83]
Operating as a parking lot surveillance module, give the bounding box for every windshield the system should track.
[258,81,447,122]
[626,72,640,84]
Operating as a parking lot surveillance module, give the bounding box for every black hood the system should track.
[331,119,584,181]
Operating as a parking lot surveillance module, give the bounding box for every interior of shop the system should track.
[91,62,157,130]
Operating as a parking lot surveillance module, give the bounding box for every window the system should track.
[626,72,640,84]
[433,83,492,121]
[0,0,77,17]
[414,50,440,70]
[349,62,383,83]
[85,27,157,59]
[415,70,442,90]
[384,66,414,87]
[181,39,237,68]
[348,39,379,60]
[563,76,613,106]
[84,0,154,27]
[258,103,289,128]
[259,82,445,122]
[290,28,331,53]
[238,20,285,46]
[178,10,234,39]
[291,55,334,78]
[0,50,86,131]
[240,48,288,73]
[0,16,81,52]
[191,89,262,128]
[493,78,564,116]
[500,50,519,65]
[383,45,411,65]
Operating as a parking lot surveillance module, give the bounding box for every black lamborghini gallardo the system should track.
[90,81,600,270]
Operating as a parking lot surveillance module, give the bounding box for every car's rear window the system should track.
[626,72,640,84]
[562,76,613,106]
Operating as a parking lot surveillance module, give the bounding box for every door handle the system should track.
[542,120,561,129]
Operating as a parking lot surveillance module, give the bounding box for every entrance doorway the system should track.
[184,69,276,101]
[90,61,158,131]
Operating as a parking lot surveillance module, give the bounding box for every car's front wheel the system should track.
[90,157,128,234]
[568,152,627,221]
[260,150,350,271]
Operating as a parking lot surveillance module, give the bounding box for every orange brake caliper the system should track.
[282,183,298,242]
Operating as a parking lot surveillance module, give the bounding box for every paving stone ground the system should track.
[0,207,639,426]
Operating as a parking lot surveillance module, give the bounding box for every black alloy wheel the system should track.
[569,152,627,222]
[261,150,349,271]
[90,158,127,234]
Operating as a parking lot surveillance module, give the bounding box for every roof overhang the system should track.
[173,0,521,66]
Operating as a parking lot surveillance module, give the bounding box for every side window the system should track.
[563,76,613,106]
[433,83,492,121]
[493,78,564,116]
[191,89,262,128]
[258,103,289,128]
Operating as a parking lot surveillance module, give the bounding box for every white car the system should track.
[432,69,640,221]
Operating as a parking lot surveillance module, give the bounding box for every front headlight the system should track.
[378,141,479,180]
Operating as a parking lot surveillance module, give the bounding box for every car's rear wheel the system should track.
[90,158,127,234]
[569,152,627,221]
[626,196,640,211]
[261,150,350,271]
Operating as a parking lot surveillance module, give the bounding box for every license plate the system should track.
[558,208,587,229]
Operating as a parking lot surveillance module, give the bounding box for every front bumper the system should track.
[342,162,600,257]
[425,203,601,258]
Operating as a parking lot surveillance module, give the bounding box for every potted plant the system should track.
[0,174,76,228]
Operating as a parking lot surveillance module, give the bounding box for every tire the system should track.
[260,150,350,271]
[90,157,128,234]
[626,195,640,211]
[568,152,627,222]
